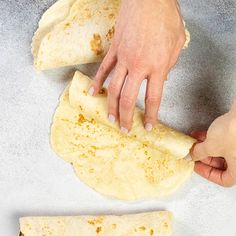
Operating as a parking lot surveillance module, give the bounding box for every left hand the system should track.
[89,0,187,133]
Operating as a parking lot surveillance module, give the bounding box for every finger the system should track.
[194,162,234,187]
[200,156,227,170]
[144,75,164,131]
[119,75,143,132]
[191,141,210,161]
[107,64,127,122]
[89,48,117,95]
[190,130,207,142]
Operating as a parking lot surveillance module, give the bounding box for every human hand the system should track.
[189,100,236,187]
[89,0,187,132]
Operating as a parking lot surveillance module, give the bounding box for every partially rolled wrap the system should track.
[69,71,195,159]
[51,71,195,200]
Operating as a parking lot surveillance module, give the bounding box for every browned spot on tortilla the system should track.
[112,223,117,229]
[108,13,115,19]
[150,229,154,235]
[96,226,102,234]
[88,220,95,225]
[139,226,146,231]
[88,217,104,225]
[98,88,106,95]
[64,22,71,29]
[90,34,104,56]
[106,26,115,41]
[164,222,169,228]
[78,114,86,123]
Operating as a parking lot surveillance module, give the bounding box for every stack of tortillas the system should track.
[21,0,195,235]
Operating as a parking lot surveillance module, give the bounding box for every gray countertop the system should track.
[0,0,236,235]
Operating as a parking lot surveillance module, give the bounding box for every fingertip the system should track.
[183,153,193,162]
[143,113,158,132]
[108,114,116,123]
[121,126,129,134]
[190,142,208,162]
[88,78,100,95]
[144,117,157,131]
[88,86,95,96]
[119,119,132,134]
[145,122,153,132]
[191,146,202,161]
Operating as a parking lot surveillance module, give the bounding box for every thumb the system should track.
[190,141,210,161]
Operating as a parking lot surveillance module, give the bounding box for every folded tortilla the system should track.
[50,71,195,200]
[19,211,173,236]
[32,0,190,70]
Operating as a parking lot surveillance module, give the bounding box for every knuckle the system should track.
[107,52,117,63]
[108,83,119,96]
[204,142,219,156]
[153,62,169,75]
[98,64,107,74]
[145,96,160,106]
[126,55,144,70]
[131,58,142,69]
[120,95,134,109]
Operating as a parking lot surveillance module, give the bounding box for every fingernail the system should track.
[88,87,94,96]
[145,123,153,131]
[121,127,128,134]
[108,114,115,123]
[184,154,193,161]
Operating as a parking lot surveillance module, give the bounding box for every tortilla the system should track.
[32,0,190,70]
[50,71,195,201]
[19,211,173,236]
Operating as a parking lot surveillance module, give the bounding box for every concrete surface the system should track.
[0,0,235,235]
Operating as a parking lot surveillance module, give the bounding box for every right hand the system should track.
[190,100,236,187]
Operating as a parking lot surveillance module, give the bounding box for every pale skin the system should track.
[89,0,186,133]
[88,0,236,187]
[189,100,236,187]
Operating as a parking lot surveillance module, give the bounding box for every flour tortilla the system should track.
[33,0,190,70]
[19,211,173,236]
[33,0,120,70]
[50,71,195,200]
[32,0,76,59]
